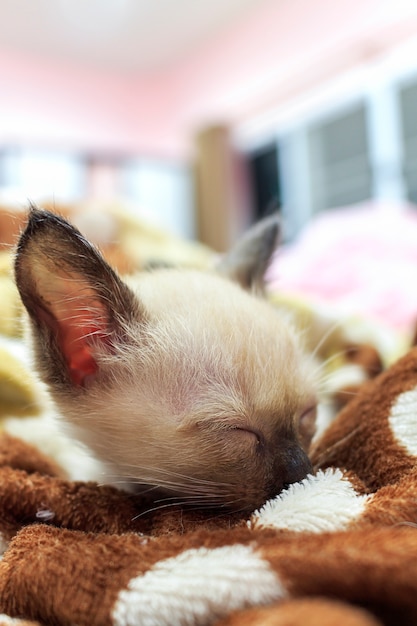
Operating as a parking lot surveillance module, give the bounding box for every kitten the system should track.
[14,207,317,512]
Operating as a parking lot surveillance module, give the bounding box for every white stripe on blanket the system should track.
[112,544,285,626]
[249,468,369,533]
[389,387,417,456]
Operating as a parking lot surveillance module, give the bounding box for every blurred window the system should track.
[399,80,417,203]
[0,147,85,202]
[248,143,281,220]
[307,104,372,213]
[123,159,194,239]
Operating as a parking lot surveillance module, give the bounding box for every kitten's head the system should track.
[15,207,317,512]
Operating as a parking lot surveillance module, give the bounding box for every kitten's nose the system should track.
[281,443,313,488]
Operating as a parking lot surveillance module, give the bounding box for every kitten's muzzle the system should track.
[273,441,313,493]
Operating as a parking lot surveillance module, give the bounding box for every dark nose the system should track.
[271,441,312,493]
[282,443,312,487]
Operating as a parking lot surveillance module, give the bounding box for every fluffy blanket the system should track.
[2,343,417,625]
[267,202,417,334]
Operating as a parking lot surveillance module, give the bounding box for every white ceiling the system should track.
[0,0,263,73]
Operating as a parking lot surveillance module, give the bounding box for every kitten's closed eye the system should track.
[229,426,262,447]
[299,404,317,451]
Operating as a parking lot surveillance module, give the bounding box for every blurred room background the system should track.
[3,0,417,417]
[1,0,417,251]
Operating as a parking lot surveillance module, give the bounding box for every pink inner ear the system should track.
[59,320,108,387]
[30,265,112,387]
[62,325,100,387]
[33,302,99,387]
[47,290,110,387]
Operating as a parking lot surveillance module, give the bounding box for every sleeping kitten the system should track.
[14,207,317,512]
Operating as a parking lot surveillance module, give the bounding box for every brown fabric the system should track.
[0,432,64,477]
[218,599,383,626]
[344,343,384,377]
[311,348,417,489]
[2,349,417,624]
[0,620,41,626]
[332,343,384,412]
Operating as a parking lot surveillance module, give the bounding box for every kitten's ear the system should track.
[216,213,280,293]
[15,207,143,388]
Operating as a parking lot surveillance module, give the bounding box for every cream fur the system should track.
[54,270,316,510]
[15,209,317,512]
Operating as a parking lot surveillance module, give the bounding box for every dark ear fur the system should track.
[15,206,143,389]
[216,214,280,293]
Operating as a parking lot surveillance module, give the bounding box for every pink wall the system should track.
[0,50,172,156]
[1,0,417,159]
[165,0,417,148]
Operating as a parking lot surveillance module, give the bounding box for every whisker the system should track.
[102,469,236,503]
[116,463,233,489]
[131,496,236,520]
[310,319,345,361]
[311,348,355,378]
[334,390,359,397]
[153,493,228,504]
[312,424,362,468]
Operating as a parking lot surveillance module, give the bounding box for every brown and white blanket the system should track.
[1,342,417,625]
[0,202,414,625]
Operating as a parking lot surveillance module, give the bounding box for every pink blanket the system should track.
[267,202,417,332]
